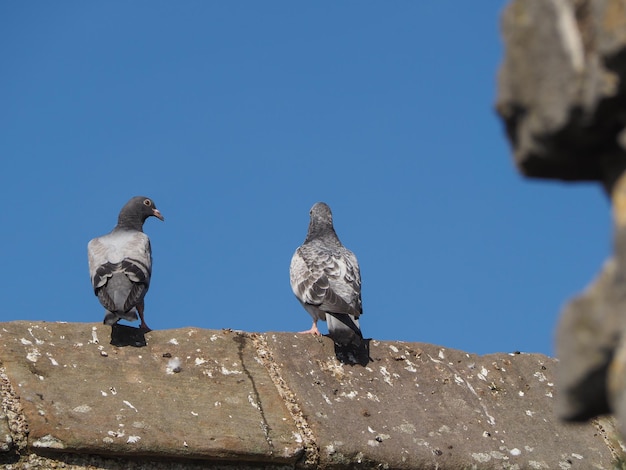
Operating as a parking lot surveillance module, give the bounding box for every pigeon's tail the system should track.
[327,313,363,346]
[103,309,139,326]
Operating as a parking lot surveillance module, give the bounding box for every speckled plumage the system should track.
[290,202,363,346]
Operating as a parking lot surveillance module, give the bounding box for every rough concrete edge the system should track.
[248,333,319,467]
[592,416,626,465]
[0,362,27,452]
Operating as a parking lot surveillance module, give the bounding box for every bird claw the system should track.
[298,327,321,336]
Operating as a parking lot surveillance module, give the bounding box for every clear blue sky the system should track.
[0,2,610,356]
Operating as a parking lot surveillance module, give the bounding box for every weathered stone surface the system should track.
[0,321,301,464]
[496,0,626,181]
[265,333,617,469]
[0,321,622,469]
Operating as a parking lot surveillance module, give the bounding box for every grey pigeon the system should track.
[88,196,164,331]
[290,202,363,346]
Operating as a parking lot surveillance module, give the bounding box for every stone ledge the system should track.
[0,321,621,469]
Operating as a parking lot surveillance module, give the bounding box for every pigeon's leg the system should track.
[137,301,152,332]
[299,320,321,336]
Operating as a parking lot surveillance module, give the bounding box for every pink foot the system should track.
[298,324,321,336]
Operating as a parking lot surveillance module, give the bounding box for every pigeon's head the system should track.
[117,196,164,230]
[309,202,333,224]
[309,202,333,226]
[304,202,340,243]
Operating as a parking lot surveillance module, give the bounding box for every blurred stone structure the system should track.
[496,0,626,439]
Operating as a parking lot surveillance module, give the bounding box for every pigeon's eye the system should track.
[143,199,152,207]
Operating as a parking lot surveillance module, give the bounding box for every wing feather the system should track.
[290,244,362,318]
[87,230,153,313]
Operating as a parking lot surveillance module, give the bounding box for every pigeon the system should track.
[88,196,164,331]
[290,202,363,346]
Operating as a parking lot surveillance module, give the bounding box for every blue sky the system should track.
[1,2,610,356]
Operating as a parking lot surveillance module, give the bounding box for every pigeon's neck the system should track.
[305,223,341,246]
[115,214,145,232]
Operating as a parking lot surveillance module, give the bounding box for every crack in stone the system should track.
[233,333,274,455]
[247,333,319,467]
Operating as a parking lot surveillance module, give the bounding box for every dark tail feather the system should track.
[103,309,138,326]
[327,313,363,346]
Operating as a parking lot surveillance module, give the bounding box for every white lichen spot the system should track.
[438,425,451,434]
[510,448,521,456]
[393,423,416,434]
[191,411,198,416]
[340,390,358,399]
[525,446,535,452]
[195,357,207,365]
[90,327,99,344]
[438,349,445,359]
[28,327,44,345]
[248,394,260,410]
[72,405,92,413]
[518,391,525,397]
[404,358,417,372]
[380,366,393,386]
[166,357,182,374]
[547,382,554,387]
[74,342,84,348]
[47,355,58,366]
[168,338,179,345]
[546,391,553,398]
[366,391,380,402]
[108,430,125,438]
[214,401,221,407]
[103,437,114,444]
[127,435,141,444]
[123,400,138,412]
[110,387,117,395]
[389,345,399,353]
[20,338,33,345]
[571,453,583,460]
[27,349,41,363]
[367,439,380,447]
[210,334,218,341]
[101,390,108,397]
[529,461,549,469]
[454,374,464,385]
[220,366,242,375]
[33,434,65,449]
[533,371,547,382]
[100,351,108,357]
[526,410,535,417]
[183,441,188,447]
[472,452,491,463]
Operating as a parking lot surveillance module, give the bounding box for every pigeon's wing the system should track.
[336,247,362,316]
[88,231,153,306]
[290,244,360,317]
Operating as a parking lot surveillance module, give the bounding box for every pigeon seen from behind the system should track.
[290,202,363,346]
[88,196,164,331]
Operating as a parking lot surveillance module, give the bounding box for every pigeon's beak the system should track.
[153,209,165,221]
